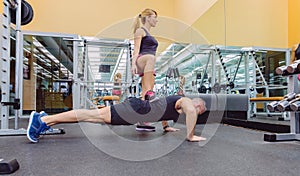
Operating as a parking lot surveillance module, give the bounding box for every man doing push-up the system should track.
[27,94,207,143]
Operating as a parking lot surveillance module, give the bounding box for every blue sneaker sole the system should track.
[26,111,38,143]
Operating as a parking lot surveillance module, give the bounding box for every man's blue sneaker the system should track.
[39,111,48,116]
[39,111,53,133]
[26,111,50,143]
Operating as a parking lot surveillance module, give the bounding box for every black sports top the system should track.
[139,27,158,56]
[157,95,182,122]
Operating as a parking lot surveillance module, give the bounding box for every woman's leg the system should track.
[141,72,155,99]
[41,107,112,126]
[136,54,156,99]
[134,55,156,130]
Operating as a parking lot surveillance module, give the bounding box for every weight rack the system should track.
[264,74,300,141]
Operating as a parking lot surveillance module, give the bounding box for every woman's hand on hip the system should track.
[131,65,138,75]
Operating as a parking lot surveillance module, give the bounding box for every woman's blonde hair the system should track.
[132,8,157,34]
[114,73,122,82]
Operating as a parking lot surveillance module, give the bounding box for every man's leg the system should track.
[27,107,111,143]
[42,108,111,126]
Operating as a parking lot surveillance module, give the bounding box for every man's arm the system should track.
[179,97,205,142]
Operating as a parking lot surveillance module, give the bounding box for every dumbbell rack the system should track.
[264,74,300,142]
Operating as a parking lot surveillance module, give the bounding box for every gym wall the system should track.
[0,0,296,48]
[173,0,219,25]
[191,0,226,46]
[0,16,2,72]
[192,0,288,48]
[288,0,300,47]
[20,0,176,36]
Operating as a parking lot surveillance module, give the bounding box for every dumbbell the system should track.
[275,65,288,75]
[0,158,19,174]
[267,101,280,112]
[267,92,296,112]
[287,60,300,73]
[290,101,300,111]
[289,95,300,111]
[277,94,300,112]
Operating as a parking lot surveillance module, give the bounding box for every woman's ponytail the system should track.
[132,15,141,34]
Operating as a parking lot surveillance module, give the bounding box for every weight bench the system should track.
[250,97,283,102]
[102,96,120,106]
[186,94,249,123]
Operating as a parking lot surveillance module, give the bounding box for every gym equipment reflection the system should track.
[0,26,290,136]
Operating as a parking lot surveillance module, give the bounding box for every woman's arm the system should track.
[131,28,144,74]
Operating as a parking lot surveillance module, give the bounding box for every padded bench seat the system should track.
[102,96,120,102]
[186,94,249,122]
[250,97,283,102]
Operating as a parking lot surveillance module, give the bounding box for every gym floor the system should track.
[1,119,300,176]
